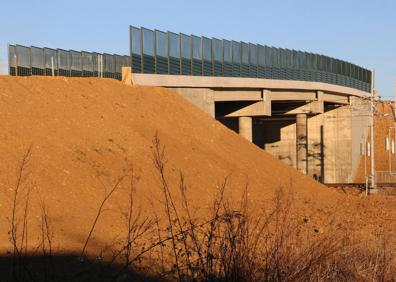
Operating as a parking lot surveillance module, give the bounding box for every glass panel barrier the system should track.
[249,43,257,78]
[272,47,279,79]
[70,50,82,77]
[257,44,265,78]
[241,42,249,77]
[180,33,190,75]
[130,26,141,73]
[44,48,58,76]
[82,51,93,77]
[114,55,124,80]
[223,39,232,77]
[142,27,155,73]
[212,38,222,76]
[155,30,168,74]
[202,37,212,76]
[191,35,202,76]
[8,45,16,75]
[31,46,45,75]
[57,49,70,77]
[16,45,31,76]
[279,48,286,79]
[231,41,240,77]
[169,32,180,75]
[103,53,115,78]
[264,46,272,79]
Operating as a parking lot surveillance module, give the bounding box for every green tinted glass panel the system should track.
[155,30,167,57]
[192,35,202,60]
[249,43,257,65]
[258,45,265,66]
[180,34,190,59]
[241,42,249,64]
[223,40,232,63]
[202,37,212,61]
[130,26,141,54]
[169,32,180,58]
[213,38,222,62]
[142,28,154,56]
[232,41,240,64]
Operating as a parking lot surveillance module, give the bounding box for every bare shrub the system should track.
[150,133,395,282]
[7,146,34,281]
[79,174,126,261]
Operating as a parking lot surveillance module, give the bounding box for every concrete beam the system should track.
[267,91,317,101]
[225,100,271,117]
[132,73,370,98]
[322,93,349,104]
[284,90,324,115]
[214,90,262,102]
[284,101,324,115]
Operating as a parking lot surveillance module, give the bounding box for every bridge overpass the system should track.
[126,71,371,184]
[126,26,373,184]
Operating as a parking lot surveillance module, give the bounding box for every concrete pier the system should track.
[239,116,253,142]
[296,113,308,174]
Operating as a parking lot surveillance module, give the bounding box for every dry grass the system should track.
[2,138,396,281]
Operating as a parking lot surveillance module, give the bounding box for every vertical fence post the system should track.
[51,56,55,76]
[14,51,18,76]
[29,46,32,76]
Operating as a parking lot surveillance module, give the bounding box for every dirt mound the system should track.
[0,76,394,260]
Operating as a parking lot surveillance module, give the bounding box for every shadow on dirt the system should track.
[0,253,163,282]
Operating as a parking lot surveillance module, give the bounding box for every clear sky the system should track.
[0,0,395,98]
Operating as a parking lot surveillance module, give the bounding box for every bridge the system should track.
[126,26,372,184]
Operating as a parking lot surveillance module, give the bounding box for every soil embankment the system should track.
[0,76,395,272]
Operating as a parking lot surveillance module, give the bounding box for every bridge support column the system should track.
[238,116,252,142]
[296,113,308,174]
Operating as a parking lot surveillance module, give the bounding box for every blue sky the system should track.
[0,0,395,98]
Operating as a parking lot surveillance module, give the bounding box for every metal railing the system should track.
[375,171,396,184]
[130,26,371,93]
[7,26,372,91]
[8,44,130,80]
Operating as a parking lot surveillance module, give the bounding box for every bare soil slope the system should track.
[0,76,394,258]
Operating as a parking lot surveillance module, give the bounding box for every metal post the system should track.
[14,53,18,76]
[101,55,103,78]
[51,56,55,76]
[370,69,376,190]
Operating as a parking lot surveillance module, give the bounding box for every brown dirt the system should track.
[0,76,395,259]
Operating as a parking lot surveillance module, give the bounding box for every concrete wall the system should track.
[171,88,215,117]
[320,106,353,183]
[261,110,350,183]
[256,104,369,183]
